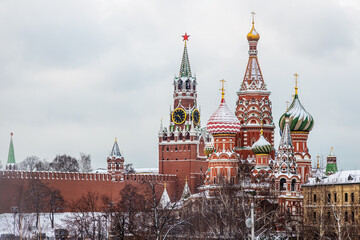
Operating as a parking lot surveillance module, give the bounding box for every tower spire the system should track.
[6,132,16,170]
[179,33,192,78]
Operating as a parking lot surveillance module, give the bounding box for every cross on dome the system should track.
[294,73,299,95]
[251,11,256,24]
[220,79,226,99]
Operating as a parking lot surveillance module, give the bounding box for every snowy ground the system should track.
[0,212,73,239]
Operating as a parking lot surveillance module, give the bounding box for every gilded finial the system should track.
[185,176,187,182]
[294,73,299,95]
[286,101,289,111]
[260,121,263,135]
[220,79,226,99]
[115,137,117,142]
[251,11,256,24]
[317,155,320,169]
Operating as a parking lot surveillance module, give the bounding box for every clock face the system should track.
[172,108,187,125]
[192,109,200,126]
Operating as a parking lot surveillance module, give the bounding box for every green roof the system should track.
[326,163,338,175]
[7,134,15,164]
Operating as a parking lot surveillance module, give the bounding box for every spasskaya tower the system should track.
[158,33,210,195]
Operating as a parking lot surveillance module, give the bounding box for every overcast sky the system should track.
[0,0,359,171]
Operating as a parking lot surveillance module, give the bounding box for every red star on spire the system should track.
[182,33,190,41]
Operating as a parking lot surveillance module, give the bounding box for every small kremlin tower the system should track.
[279,74,314,183]
[107,138,125,181]
[235,12,275,160]
[158,33,210,195]
[6,133,16,171]
[206,80,241,185]
[325,147,338,175]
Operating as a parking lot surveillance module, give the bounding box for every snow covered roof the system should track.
[305,170,360,186]
[135,168,158,173]
[206,98,240,135]
[279,94,314,132]
[159,185,171,208]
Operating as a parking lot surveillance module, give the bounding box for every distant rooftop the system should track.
[305,170,360,186]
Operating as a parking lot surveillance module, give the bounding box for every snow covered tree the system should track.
[19,156,40,171]
[79,153,92,173]
[50,154,79,172]
[35,159,51,171]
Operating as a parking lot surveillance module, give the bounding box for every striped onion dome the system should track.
[204,142,215,157]
[207,98,241,135]
[252,132,272,154]
[279,94,314,132]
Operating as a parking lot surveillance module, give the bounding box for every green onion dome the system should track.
[204,142,215,157]
[279,94,314,132]
[252,131,272,154]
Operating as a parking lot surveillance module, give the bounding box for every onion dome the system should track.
[204,142,215,157]
[207,82,241,135]
[279,76,314,132]
[247,12,260,41]
[252,128,272,154]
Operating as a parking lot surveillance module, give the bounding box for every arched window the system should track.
[186,80,190,89]
[291,179,296,191]
[280,178,286,191]
[178,80,183,90]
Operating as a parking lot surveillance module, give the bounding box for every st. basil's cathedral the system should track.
[159,12,313,206]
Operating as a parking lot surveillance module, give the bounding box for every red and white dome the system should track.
[207,98,241,135]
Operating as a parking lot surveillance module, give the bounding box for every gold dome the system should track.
[247,23,260,41]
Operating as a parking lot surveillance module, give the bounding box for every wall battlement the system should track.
[1,170,177,183]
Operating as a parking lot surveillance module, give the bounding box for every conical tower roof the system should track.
[7,133,15,164]
[181,178,191,200]
[159,183,171,209]
[179,33,192,78]
[110,138,121,157]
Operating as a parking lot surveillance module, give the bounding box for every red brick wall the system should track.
[0,171,177,213]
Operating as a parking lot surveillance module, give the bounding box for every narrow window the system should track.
[352,212,355,222]
[166,147,169,152]
[327,212,331,220]
[313,194,317,202]
[291,179,296,191]
[328,193,331,203]
[345,193,348,202]
[345,212,348,222]
[334,193,337,202]
[351,193,354,202]
[313,212,316,221]
[280,178,286,191]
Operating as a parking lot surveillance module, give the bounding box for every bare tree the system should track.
[66,191,106,240]
[26,179,50,229]
[50,154,79,172]
[79,153,92,173]
[48,189,65,229]
[124,163,135,174]
[19,156,40,171]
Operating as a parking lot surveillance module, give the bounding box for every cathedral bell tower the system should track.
[235,12,275,160]
[159,33,210,196]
